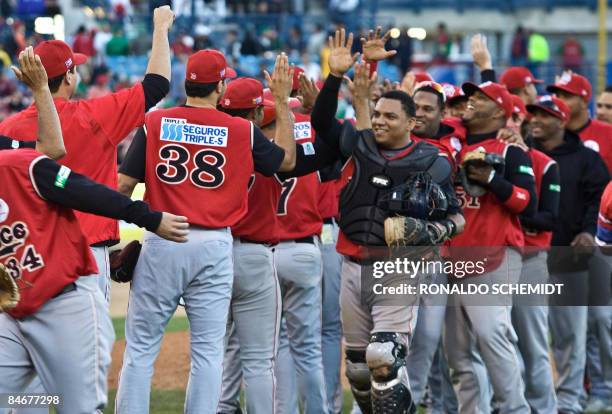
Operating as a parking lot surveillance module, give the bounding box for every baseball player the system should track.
[499,67,542,105]
[290,29,462,413]
[527,95,609,414]
[547,73,612,172]
[442,83,468,118]
[508,96,560,414]
[595,86,612,124]
[445,81,537,414]
[115,50,298,413]
[0,48,188,414]
[0,7,175,305]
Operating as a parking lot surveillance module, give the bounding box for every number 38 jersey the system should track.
[276,113,323,240]
[144,107,255,228]
[0,149,97,318]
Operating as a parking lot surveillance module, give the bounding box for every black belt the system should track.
[237,237,277,247]
[53,282,76,298]
[292,236,316,244]
[323,217,335,225]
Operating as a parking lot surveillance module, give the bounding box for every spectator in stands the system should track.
[596,86,612,124]
[307,23,327,56]
[87,72,112,99]
[397,25,413,75]
[12,22,26,56]
[93,23,112,63]
[106,28,129,56]
[560,34,584,74]
[511,25,528,66]
[434,22,451,63]
[73,25,95,57]
[300,52,321,80]
[225,30,242,60]
[0,47,10,69]
[286,25,304,56]
[528,29,549,79]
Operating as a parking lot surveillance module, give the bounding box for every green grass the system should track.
[112,316,190,341]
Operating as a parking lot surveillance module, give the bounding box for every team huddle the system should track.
[0,7,611,414]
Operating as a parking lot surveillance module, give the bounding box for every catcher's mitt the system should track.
[458,150,505,197]
[0,263,19,311]
[384,216,451,247]
[109,241,142,283]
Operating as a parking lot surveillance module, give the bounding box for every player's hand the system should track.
[155,213,189,243]
[399,71,417,96]
[361,26,397,62]
[497,128,526,147]
[11,47,47,92]
[328,28,359,78]
[297,74,319,110]
[344,63,377,101]
[571,232,596,256]
[466,163,494,185]
[471,34,492,71]
[153,5,175,32]
[264,53,294,104]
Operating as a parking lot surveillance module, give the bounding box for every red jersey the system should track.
[450,140,529,271]
[414,117,465,171]
[523,149,555,248]
[0,149,97,319]
[232,172,282,244]
[143,107,254,228]
[577,119,612,173]
[596,181,612,244]
[277,113,322,240]
[0,85,145,245]
[318,180,339,220]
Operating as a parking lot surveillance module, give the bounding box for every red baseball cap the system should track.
[34,40,88,78]
[511,95,527,116]
[441,83,466,103]
[500,67,542,90]
[462,81,514,119]
[221,77,266,109]
[414,72,434,83]
[186,49,237,84]
[546,72,592,101]
[526,95,570,121]
[292,67,305,91]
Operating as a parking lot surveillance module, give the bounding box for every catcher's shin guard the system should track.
[345,350,373,414]
[366,332,416,414]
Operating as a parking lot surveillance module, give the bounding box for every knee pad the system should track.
[346,349,373,414]
[366,332,416,414]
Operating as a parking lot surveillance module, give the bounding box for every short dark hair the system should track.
[508,87,522,96]
[48,67,75,93]
[184,80,219,98]
[605,85,612,93]
[414,86,445,110]
[379,90,416,117]
[220,107,254,119]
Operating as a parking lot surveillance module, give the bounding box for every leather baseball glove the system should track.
[458,150,505,197]
[109,241,142,283]
[0,263,19,311]
[384,216,450,247]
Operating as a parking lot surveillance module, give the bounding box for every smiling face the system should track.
[529,108,564,141]
[462,90,505,131]
[371,97,416,149]
[413,90,444,137]
[596,91,612,124]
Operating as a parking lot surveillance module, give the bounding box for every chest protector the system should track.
[339,133,444,246]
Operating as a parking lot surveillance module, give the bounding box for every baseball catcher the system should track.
[0,263,19,311]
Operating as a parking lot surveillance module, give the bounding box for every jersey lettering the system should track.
[156,144,226,188]
[0,222,44,279]
[456,188,481,210]
[277,178,298,216]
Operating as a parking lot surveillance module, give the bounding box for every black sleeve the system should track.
[487,145,537,216]
[252,126,285,176]
[277,133,343,179]
[32,158,162,232]
[311,74,343,135]
[118,127,146,180]
[520,162,560,231]
[0,136,35,149]
[480,69,497,83]
[581,150,610,235]
[141,74,170,112]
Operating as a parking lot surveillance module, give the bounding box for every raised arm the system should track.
[145,6,175,80]
[345,62,377,131]
[12,47,65,160]
[265,53,296,172]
